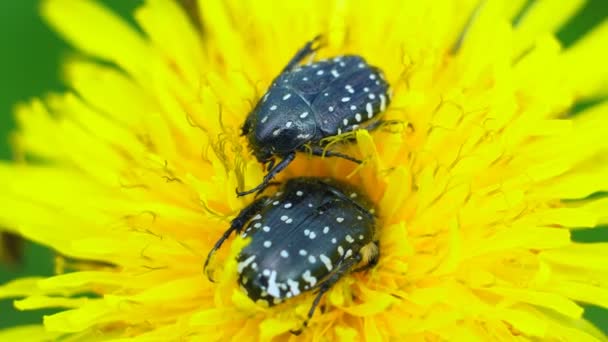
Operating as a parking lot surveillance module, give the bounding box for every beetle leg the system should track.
[204,196,270,282]
[321,183,375,219]
[299,145,362,164]
[265,158,276,172]
[236,152,296,197]
[291,253,363,334]
[282,35,323,73]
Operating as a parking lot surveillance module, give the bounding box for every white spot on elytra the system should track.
[303,77,309,81]
[299,249,307,256]
[346,235,355,243]
[254,222,262,228]
[331,69,339,77]
[319,254,333,271]
[338,246,344,256]
[345,85,354,94]
[369,74,377,80]
[287,278,300,296]
[237,255,256,273]
[261,116,269,123]
[343,118,349,126]
[302,270,317,286]
[264,240,272,248]
[363,87,370,92]
[316,70,324,76]
[267,271,280,297]
[357,216,363,220]
[263,269,270,276]
[331,238,337,244]
[341,97,351,102]
[336,217,345,223]
[270,105,277,111]
[358,62,365,68]
[263,226,271,232]
[328,106,334,112]
[283,93,292,100]
[296,191,303,196]
[300,111,309,118]
[359,234,364,240]
[323,226,330,234]
[368,93,376,100]
[304,229,310,236]
[285,121,293,128]
[284,203,292,209]
[273,129,281,136]
[345,249,353,258]
[280,250,289,258]
[308,255,317,264]
[280,215,288,221]
[350,192,357,198]
[273,201,280,206]
[253,214,262,220]
[309,232,317,239]
[286,218,293,224]
[380,94,387,111]
[366,103,374,118]
[355,113,362,122]
[350,105,357,110]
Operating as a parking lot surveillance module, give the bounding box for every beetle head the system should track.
[252,145,274,164]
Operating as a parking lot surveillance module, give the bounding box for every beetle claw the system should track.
[289,328,303,336]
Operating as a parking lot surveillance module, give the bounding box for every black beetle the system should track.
[237,36,392,196]
[205,177,379,331]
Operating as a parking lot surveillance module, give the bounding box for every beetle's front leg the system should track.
[282,35,323,73]
[204,196,270,281]
[290,253,362,335]
[299,145,362,164]
[236,152,296,197]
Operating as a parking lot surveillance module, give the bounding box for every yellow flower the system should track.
[1,0,608,340]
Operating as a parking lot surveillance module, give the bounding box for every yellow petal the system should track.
[41,0,151,80]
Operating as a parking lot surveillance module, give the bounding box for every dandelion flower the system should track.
[1,0,608,340]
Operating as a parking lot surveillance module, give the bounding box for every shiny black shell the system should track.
[236,178,376,305]
[245,55,391,157]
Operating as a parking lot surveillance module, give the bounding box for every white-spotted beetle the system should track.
[205,177,379,332]
[237,36,392,196]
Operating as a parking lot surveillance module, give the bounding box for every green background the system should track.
[0,0,607,334]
